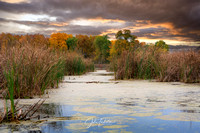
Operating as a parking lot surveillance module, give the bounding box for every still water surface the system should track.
[1,70,200,133]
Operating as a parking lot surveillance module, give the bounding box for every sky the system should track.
[0,0,200,45]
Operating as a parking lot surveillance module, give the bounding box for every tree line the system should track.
[0,30,169,64]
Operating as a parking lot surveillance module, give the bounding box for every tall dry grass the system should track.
[115,46,160,79]
[0,44,65,98]
[158,51,200,82]
[0,35,95,121]
[113,46,200,83]
[0,34,95,99]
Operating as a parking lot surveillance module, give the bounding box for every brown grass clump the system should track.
[113,46,200,83]
[115,46,161,80]
[0,33,95,99]
[0,44,65,98]
[0,33,95,123]
[158,51,200,83]
[64,52,94,75]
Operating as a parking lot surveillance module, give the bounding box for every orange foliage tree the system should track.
[76,35,95,58]
[49,33,73,50]
[0,33,50,49]
[19,34,49,47]
[0,33,21,49]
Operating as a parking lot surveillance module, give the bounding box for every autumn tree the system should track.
[19,34,49,47]
[94,35,111,63]
[109,30,139,61]
[76,35,95,58]
[109,40,116,59]
[115,29,138,50]
[0,33,20,49]
[0,33,50,50]
[112,30,137,56]
[110,39,134,60]
[140,42,146,46]
[49,33,73,50]
[155,40,169,51]
[89,35,96,57]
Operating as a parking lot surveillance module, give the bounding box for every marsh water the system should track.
[1,70,200,133]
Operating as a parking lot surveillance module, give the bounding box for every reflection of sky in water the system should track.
[36,71,200,132]
[2,70,200,133]
[40,103,200,133]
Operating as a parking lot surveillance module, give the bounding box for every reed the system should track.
[0,45,65,98]
[0,42,94,99]
[112,46,200,83]
[0,35,95,123]
[64,52,94,75]
[158,51,200,83]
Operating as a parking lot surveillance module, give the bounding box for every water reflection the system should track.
[38,102,200,133]
[38,104,68,117]
[1,70,200,133]
[37,71,200,132]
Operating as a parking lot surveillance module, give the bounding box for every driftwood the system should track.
[0,99,45,123]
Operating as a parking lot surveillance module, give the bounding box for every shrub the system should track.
[64,52,94,75]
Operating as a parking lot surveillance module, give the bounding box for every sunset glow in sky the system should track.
[0,0,200,45]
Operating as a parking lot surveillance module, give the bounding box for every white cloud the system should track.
[19,14,57,21]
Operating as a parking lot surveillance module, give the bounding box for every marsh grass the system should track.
[0,45,95,99]
[113,46,200,83]
[0,45,65,98]
[4,69,15,120]
[158,51,200,82]
[0,39,94,123]
[64,52,94,75]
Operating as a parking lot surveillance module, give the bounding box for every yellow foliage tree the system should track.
[49,33,73,50]
[114,40,130,55]
[108,40,117,61]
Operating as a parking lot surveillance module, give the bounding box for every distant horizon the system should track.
[1,31,199,46]
[0,0,200,46]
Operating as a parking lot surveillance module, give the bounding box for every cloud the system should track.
[0,0,200,44]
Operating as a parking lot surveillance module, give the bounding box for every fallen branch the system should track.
[0,99,45,123]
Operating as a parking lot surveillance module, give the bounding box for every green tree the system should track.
[155,40,169,51]
[94,35,111,63]
[66,37,78,51]
[116,29,137,42]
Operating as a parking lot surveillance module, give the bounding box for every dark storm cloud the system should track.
[0,0,200,42]
[0,17,128,36]
[0,1,41,14]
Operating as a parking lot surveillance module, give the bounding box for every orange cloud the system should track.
[70,18,125,26]
[1,0,29,3]
[189,31,200,36]
[88,17,125,23]
[100,20,189,44]
[49,22,68,27]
